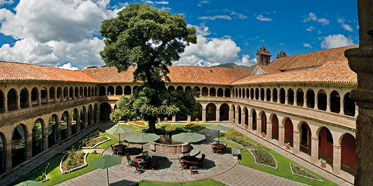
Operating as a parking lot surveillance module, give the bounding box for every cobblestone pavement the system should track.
[219,122,353,186]
[1,122,114,186]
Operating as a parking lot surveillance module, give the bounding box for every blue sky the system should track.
[0,0,358,69]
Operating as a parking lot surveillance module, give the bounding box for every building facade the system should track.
[0,45,357,179]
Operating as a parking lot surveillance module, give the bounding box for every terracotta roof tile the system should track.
[0,61,98,82]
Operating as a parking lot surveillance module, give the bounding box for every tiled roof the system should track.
[268,45,358,71]
[232,59,357,85]
[257,65,280,74]
[80,66,252,85]
[0,61,98,82]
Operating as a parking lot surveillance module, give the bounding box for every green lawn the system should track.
[134,179,227,186]
[44,153,100,186]
[95,132,120,149]
[220,130,338,186]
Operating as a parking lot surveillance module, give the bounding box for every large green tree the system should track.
[100,3,199,132]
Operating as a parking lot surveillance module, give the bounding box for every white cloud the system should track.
[303,43,312,48]
[161,7,171,11]
[304,12,329,26]
[306,26,314,31]
[197,0,209,7]
[58,62,79,70]
[155,1,168,5]
[0,0,13,6]
[223,9,247,19]
[144,0,154,5]
[198,15,231,20]
[0,0,120,67]
[256,14,272,22]
[321,34,355,49]
[176,25,254,67]
[337,18,353,32]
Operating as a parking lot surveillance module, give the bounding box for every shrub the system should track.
[251,148,276,167]
[232,131,243,136]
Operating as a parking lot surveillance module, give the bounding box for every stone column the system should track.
[326,93,331,112]
[333,144,341,174]
[28,93,32,107]
[43,126,48,151]
[340,93,345,115]
[229,106,234,123]
[248,113,252,131]
[38,90,41,105]
[303,91,307,108]
[16,95,20,110]
[235,107,239,125]
[294,90,298,106]
[345,3,373,182]
[257,117,261,136]
[85,111,89,128]
[68,117,73,137]
[293,130,300,154]
[172,115,176,123]
[311,136,319,163]
[6,140,12,171]
[278,125,285,147]
[241,111,245,125]
[266,121,272,140]
[202,109,206,123]
[27,134,32,160]
[285,90,289,105]
[187,115,191,122]
[4,96,7,112]
[315,93,318,110]
[216,109,220,122]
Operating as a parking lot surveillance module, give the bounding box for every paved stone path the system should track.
[1,122,113,186]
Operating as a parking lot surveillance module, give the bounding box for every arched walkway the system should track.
[300,122,311,155]
[206,103,216,121]
[219,104,229,121]
[72,109,79,135]
[284,118,293,146]
[61,111,69,141]
[48,115,58,148]
[81,107,86,130]
[260,111,267,134]
[318,127,334,166]
[100,102,112,122]
[252,109,257,131]
[12,124,27,167]
[271,114,279,140]
[341,133,356,174]
[32,119,44,157]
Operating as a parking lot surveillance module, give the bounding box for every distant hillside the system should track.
[213,63,256,70]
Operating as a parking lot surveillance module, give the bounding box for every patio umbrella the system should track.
[125,133,160,143]
[90,155,122,186]
[172,132,206,143]
[106,124,132,143]
[206,124,231,143]
[15,180,44,186]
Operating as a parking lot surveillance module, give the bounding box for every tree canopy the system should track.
[100,3,198,132]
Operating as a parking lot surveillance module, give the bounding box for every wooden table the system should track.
[113,144,127,156]
[211,143,226,154]
[180,156,198,167]
[134,156,152,169]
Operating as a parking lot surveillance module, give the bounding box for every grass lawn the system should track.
[44,153,100,186]
[221,130,338,186]
[134,179,227,186]
[95,132,120,149]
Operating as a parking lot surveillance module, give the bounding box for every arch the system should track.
[260,88,265,100]
[266,88,271,101]
[107,86,114,96]
[75,87,79,99]
[176,86,183,92]
[72,109,79,135]
[57,87,62,101]
[284,118,293,146]
[238,88,241,98]
[168,86,175,91]
[49,87,56,103]
[318,127,334,165]
[185,86,192,92]
[238,106,242,124]
[32,118,44,156]
[210,88,216,97]
[246,88,249,98]
[219,104,229,121]
[260,111,267,134]
[41,87,48,104]
[306,89,315,108]
[344,92,355,116]
[202,87,208,96]
[30,87,39,106]
[271,114,279,140]
[191,103,202,121]
[296,88,304,106]
[194,87,200,96]
[94,103,98,123]
[0,132,5,174]
[124,86,132,95]
[80,107,86,130]
[12,124,27,167]
[244,107,249,126]
[7,88,18,111]
[279,88,285,104]
[20,88,29,108]
[88,105,92,126]
[88,87,91,97]
[206,103,216,121]
[69,87,74,99]
[250,88,254,99]
[100,102,112,122]
[80,86,83,97]
[0,90,4,113]
[61,111,69,141]
[84,87,88,97]
[63,87,68,100]
[48,114,58,148]
[116,86,123,95]
[288,88,294,105]
[251,109,257,130]
[242,88,245,98]
[330,90,341,113]
[217,88,223,97]
[235,88,238,97]
[255,88,259,100]
[273,88,278,102]
[299,121,311,155]
[318,89,327,111]
[340,133,356,173]
[99,86,106,96]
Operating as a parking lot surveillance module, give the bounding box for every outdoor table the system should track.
[211,143,226,154]
[181,156,198,167]
[190,149,200,157]
[134,155,152,169]
[113,144,127,156]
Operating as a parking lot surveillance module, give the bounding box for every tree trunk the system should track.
[148,119,156,133]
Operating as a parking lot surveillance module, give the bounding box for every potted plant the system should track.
[261,132,265,138]
[320,158,326,168]
[285,142,290,150]
[164,117,168,123]
[245,125,248,129]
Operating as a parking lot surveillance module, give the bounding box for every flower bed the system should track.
[60,150,88,174]
[289,162,323,182]
[249,148,277,169]
[80,130,111,149]
[225,133,256,148]
[184,121,204,129]
[128,121,148,128]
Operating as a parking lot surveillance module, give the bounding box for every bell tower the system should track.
[277,50,287,59]
[256,46,272,65]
